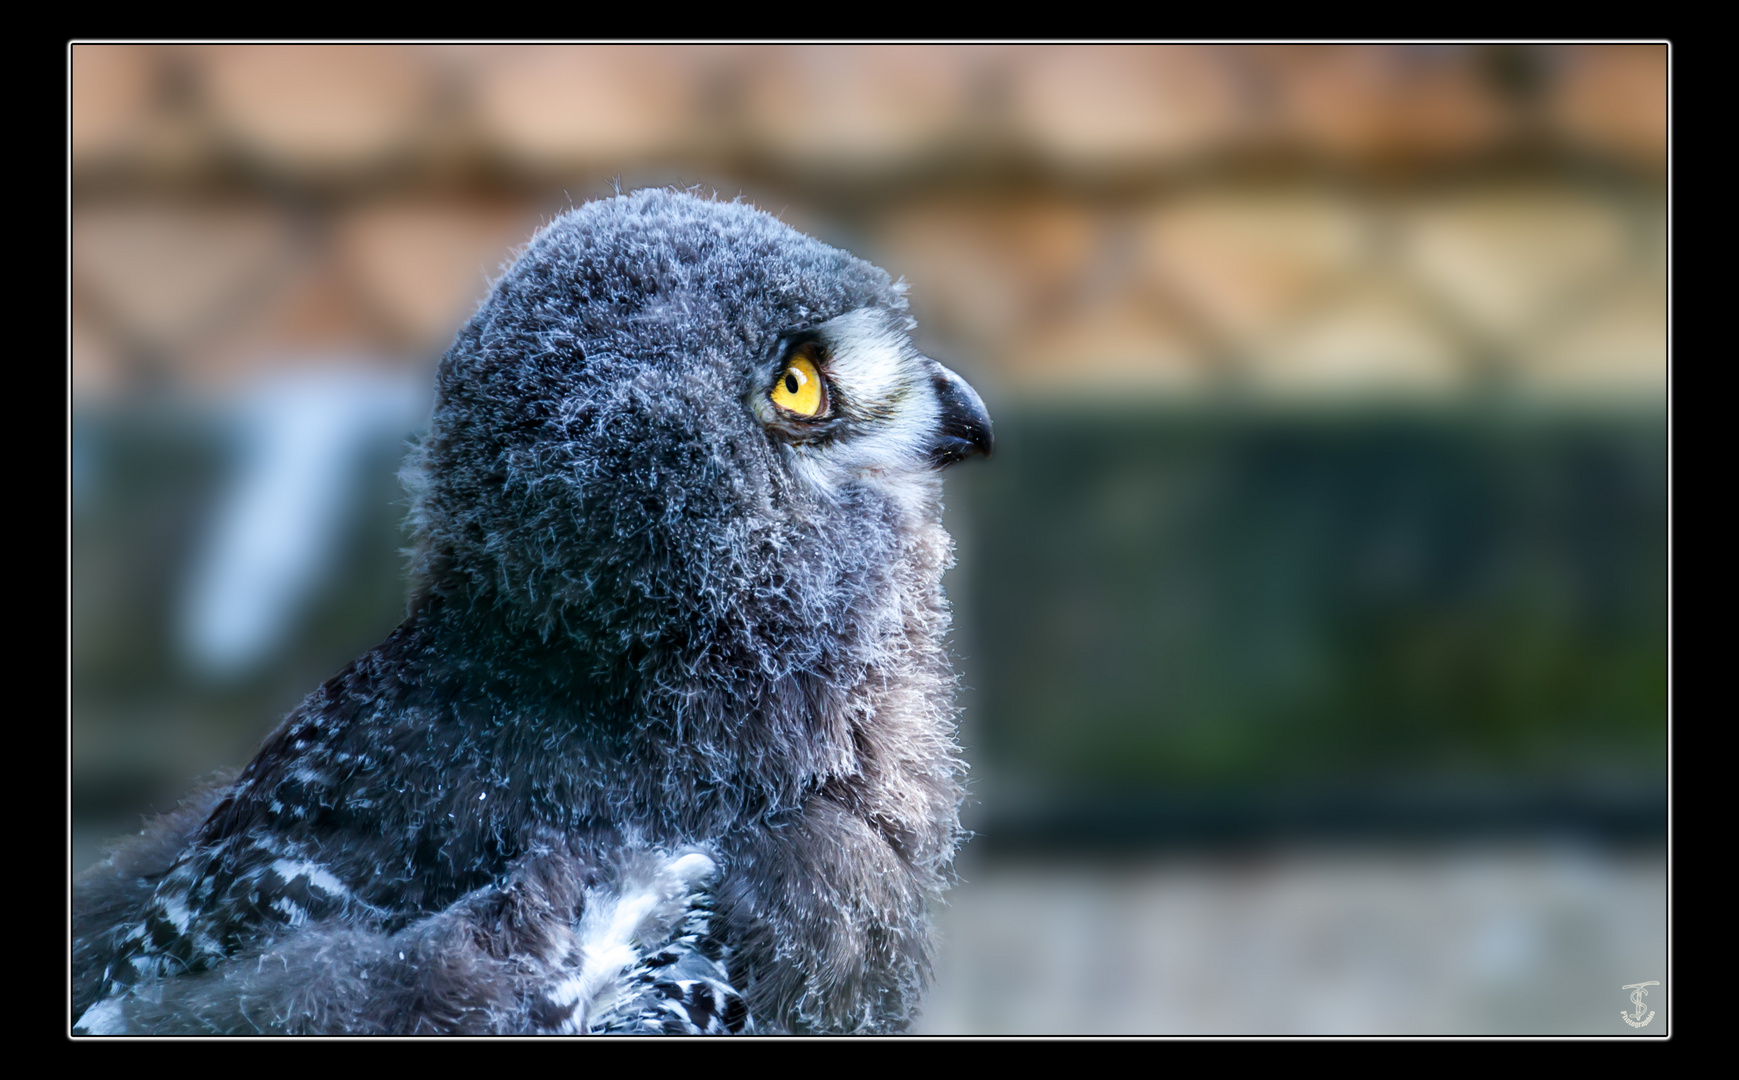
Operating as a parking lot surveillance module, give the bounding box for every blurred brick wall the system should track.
[71,43,1666,401]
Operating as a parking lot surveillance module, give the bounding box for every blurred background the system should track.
[69,43,1668,1035]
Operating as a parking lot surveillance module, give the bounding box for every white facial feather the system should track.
[779,308,943,502]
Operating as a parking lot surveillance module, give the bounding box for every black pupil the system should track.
[784,371,800,394]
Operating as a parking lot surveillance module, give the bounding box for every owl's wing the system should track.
[72,776,236,1022]
[74,845,749,1035]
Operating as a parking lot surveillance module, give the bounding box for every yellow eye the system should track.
[769,351,826,417]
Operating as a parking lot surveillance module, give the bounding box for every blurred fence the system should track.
[73,44,1664,399]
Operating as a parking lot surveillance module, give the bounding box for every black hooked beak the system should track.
[928,363,994,469]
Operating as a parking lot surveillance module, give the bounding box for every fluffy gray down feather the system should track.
[72,189,987,1035]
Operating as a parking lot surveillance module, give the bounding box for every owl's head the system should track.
[405,189,990,670]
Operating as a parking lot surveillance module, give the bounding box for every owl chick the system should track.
[72,189,992,1035]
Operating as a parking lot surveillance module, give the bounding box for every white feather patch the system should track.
[75,997,127,1035]
[270,858,351,898]
[555,850,719,1032]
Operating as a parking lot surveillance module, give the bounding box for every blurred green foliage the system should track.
[956,404,1666,788]
[72,403,1667,860]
